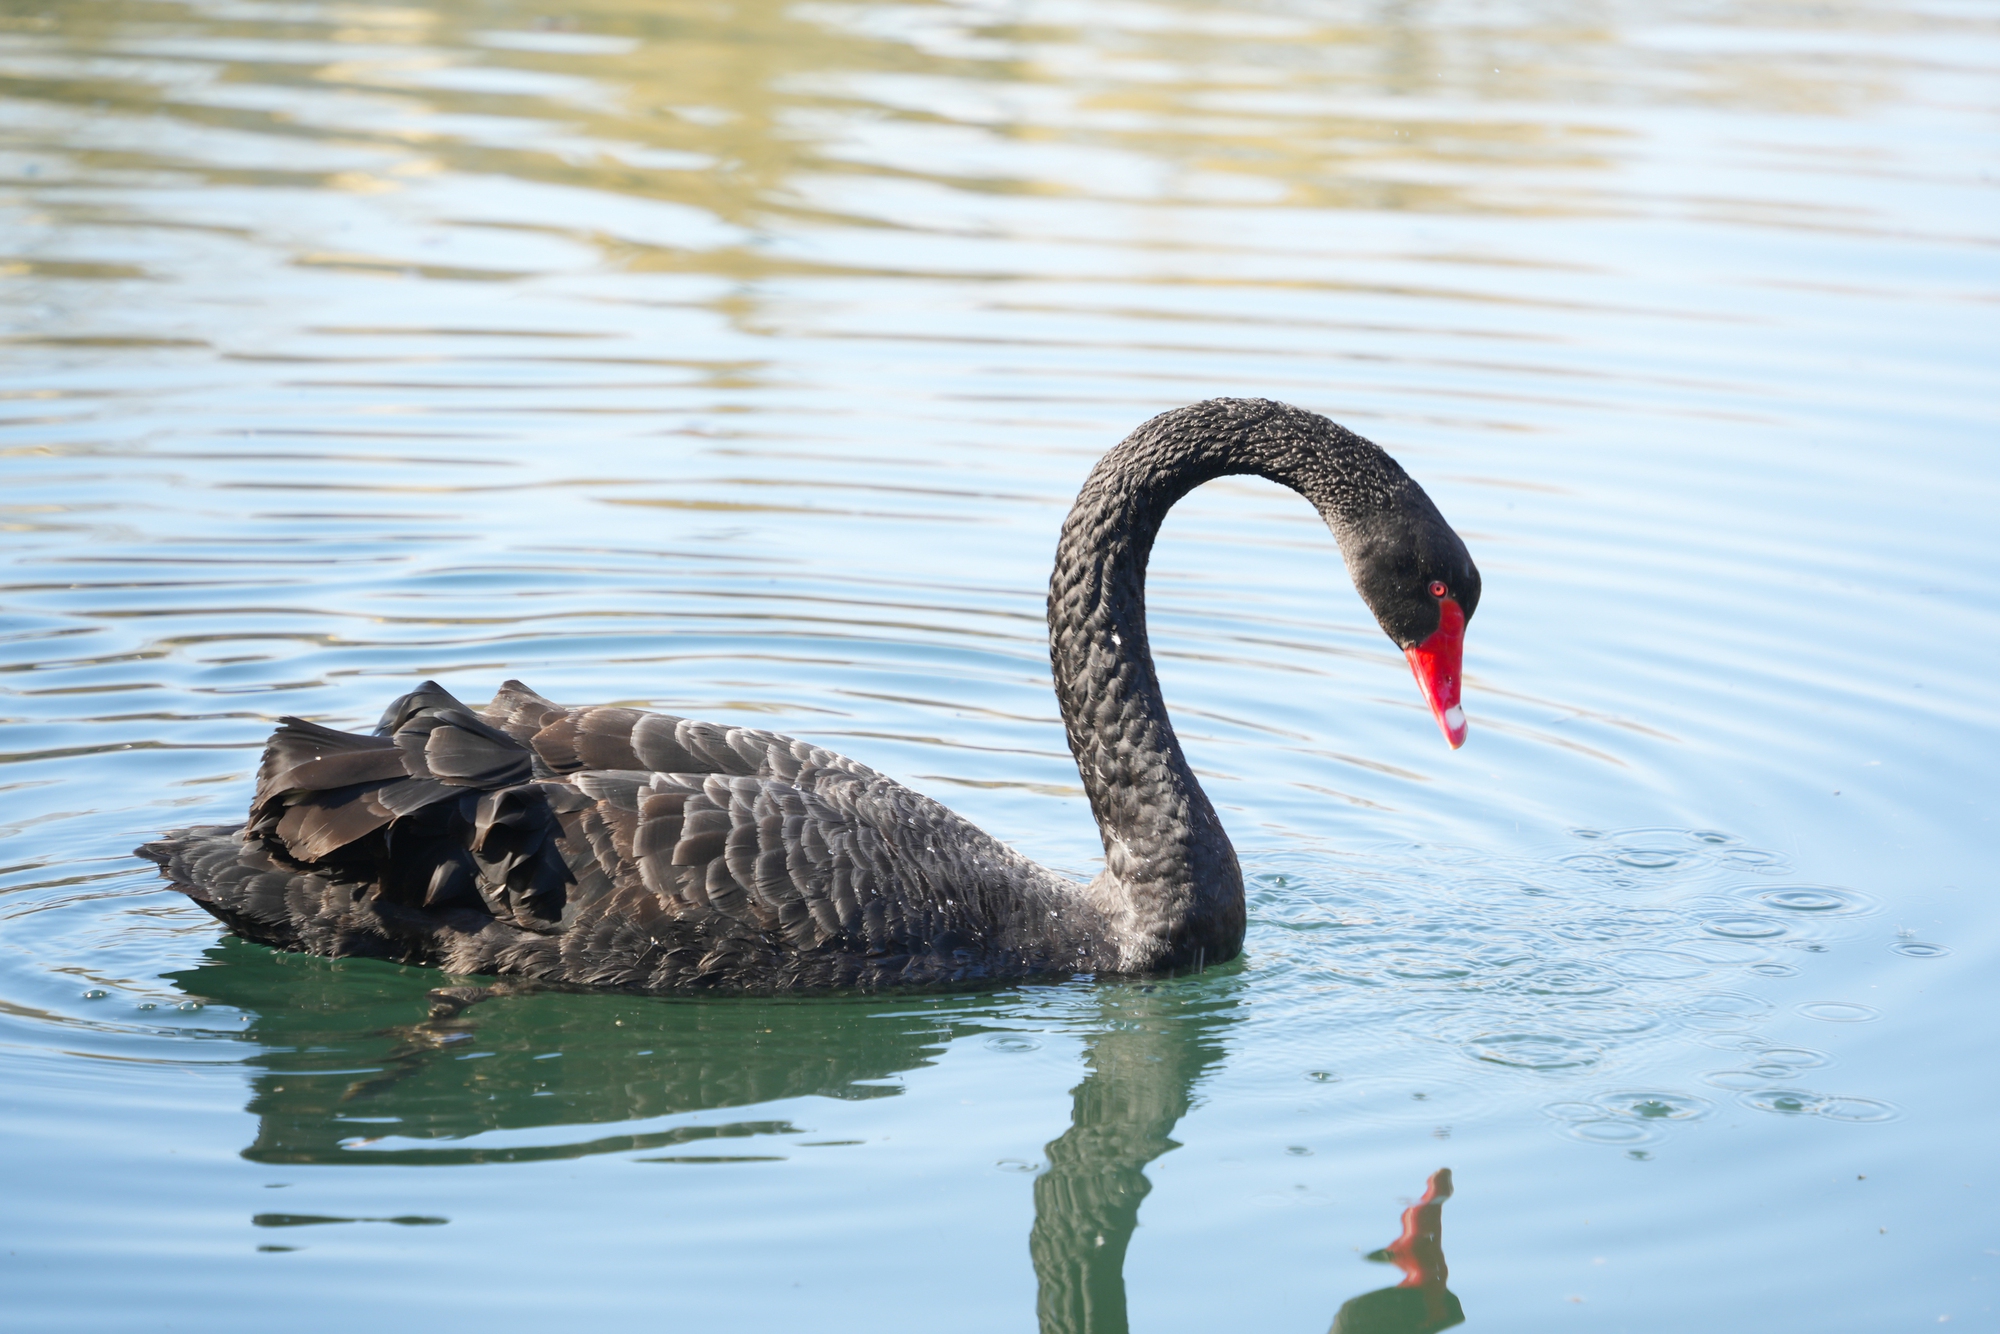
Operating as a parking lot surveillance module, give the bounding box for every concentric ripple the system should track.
[1755,887,1879,918]
[1796,1002,1882,1024]
[1249,826,1893,1111]
[1467,1033,1604,1071]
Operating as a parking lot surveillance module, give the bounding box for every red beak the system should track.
[1404,598,1467,749]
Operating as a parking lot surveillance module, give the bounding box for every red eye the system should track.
[1428,580,1448,598]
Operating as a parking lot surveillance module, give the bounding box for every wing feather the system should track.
[143,678,1093,993]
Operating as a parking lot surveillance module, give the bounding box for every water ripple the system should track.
[0,0,1980,1317]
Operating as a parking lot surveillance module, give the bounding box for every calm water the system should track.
[2,0,1997,1328]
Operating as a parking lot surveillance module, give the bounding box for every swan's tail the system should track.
[136,823,415,960]
[136,681,575,966]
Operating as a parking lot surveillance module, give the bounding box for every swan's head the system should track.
[1337,478,1481,749]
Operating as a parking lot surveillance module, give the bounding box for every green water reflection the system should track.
[11,0,1896,315]
[173,940,959,1166]
[174,946,1447,1332]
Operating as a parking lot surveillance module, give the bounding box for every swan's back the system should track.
[140,681,1096,992]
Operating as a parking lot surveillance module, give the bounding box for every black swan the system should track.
[137,398,1480,992]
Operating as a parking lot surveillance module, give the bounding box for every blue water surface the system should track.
[1,0,1997,1328]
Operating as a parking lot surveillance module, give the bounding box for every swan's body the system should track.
[139,399,1480,992]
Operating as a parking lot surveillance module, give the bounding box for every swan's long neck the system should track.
[1047,399,1408,971]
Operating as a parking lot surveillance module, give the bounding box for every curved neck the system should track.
[1047,399,1407,970]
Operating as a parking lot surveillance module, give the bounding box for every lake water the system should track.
[2,0,1996,1328]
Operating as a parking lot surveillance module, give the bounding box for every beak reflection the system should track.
[1331,1169,1464,1334]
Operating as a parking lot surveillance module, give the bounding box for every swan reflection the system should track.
[1028,988,1463,1334]
[176,948,1458,1331]
[173,940,959,1165]
[1031,983,1232,1332]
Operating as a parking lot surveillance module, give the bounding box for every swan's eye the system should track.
[1428,580,1448,598]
